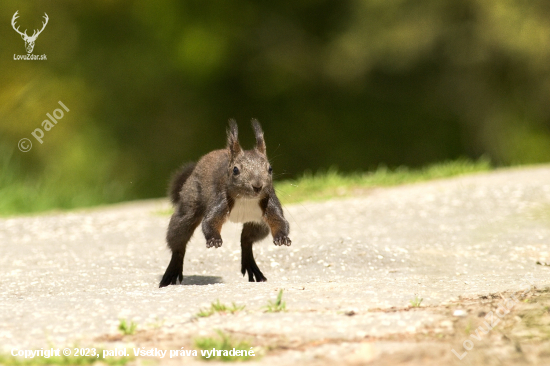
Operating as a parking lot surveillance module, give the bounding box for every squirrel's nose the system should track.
[252,185,262,193]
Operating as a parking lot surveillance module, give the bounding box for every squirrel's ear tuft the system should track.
[251,119,266,155]
[227,119,242,157]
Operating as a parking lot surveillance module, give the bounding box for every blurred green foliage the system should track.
[1,0,550,213]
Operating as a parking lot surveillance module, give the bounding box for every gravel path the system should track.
[1,166,550,363]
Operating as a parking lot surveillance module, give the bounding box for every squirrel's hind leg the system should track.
[240,222,270,282]
[159,211,201,287]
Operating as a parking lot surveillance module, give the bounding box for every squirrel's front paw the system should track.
[206,238,223,248]
[273,235,291,246]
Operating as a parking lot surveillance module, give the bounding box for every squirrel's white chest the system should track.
[228,198,263,223]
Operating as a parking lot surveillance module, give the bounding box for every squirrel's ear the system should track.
[227,119,242,157]
[251,119,266,155]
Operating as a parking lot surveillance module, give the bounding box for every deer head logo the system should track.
[11,11,49,54]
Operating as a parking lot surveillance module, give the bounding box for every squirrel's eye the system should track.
[268,165,273,174]
[233,166,240,175]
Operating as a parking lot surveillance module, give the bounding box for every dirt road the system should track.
[1,166,550,365]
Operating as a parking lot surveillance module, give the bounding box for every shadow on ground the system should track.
[155,275,224,286]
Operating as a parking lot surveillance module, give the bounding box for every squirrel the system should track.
[159,119,291,287]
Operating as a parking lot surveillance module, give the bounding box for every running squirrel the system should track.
[159,119,291,287]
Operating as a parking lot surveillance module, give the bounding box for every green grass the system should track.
[0,155,492,217]
[196,300,245,318]
[118,319,138,335]
[0,149,129,217]
[0,350,131,366]
[275,157,492,204]
[409,296,423,308]
[194,330,255,362]
[264,289,286,313]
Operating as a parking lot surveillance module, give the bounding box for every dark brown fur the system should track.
[159,119,291,287]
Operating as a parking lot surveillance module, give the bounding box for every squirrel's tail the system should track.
[169,162,196,205]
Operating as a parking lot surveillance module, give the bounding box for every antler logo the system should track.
[11,11,49,54]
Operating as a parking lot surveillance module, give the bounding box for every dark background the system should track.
[2,0,550,210]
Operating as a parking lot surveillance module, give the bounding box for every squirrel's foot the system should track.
[206,238,223,248]
[159,271,183,287]
[273,235,291,246]
[159,254,184,288]
[241,263,267,282]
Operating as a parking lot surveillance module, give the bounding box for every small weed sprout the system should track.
[265,289,286,312]
[465,320,472,335]
[118,319,137,335]
[147,317,165,329]
[197,300,245,318]
[409,296,423,308]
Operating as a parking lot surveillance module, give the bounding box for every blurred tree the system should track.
[1,0,550,209]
